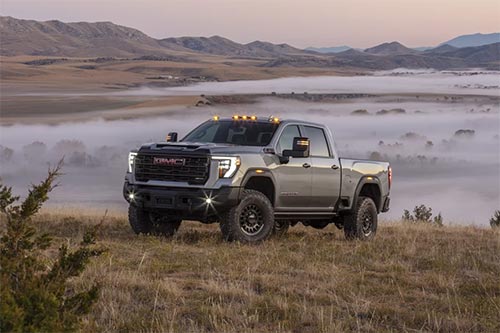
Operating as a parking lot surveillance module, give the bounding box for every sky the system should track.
[1,0,499,48]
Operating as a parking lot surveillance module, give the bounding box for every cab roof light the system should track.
[213,115,220,121]
[231,115,257,121]
[270,116,280,123]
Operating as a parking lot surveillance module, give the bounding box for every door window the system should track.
[277,125,301,154]
[304,126,330,157]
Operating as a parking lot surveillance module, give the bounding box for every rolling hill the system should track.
[305,46,352,54]
[0,16,310,58]
[1,16,499,70]
[441,32,500,48]
[364,41,419,55]
[0,16,174,57]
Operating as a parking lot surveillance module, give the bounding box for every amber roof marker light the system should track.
[228,115,258,121]
[269,116,280,123]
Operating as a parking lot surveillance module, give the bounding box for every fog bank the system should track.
[1,93,498,226]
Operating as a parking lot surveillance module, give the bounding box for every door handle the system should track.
[302,163,311,168]
[331,164,339,170]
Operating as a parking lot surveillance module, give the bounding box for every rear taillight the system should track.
[388,166,392,189]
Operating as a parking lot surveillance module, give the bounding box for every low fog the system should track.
[112,70,500,97]
[1,73,499,226]
[1,102,499,226]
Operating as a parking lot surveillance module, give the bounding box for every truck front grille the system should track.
[134,153,210,185]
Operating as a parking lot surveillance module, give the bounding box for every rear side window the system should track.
[304,126,330,157]
[277,125,301,153]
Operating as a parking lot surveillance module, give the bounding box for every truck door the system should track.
[302,125,341,210]
[274,124,312,209]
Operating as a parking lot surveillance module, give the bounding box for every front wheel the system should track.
[343,196,378,240]
[149,212,182,237]
[219,189,274,243]
[128,205,181,237]
[128,205,152,234]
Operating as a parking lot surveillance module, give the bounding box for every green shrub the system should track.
[402,204,443,226]
[490,210,500,228]
[0,162,105,332]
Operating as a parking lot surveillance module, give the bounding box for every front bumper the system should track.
[123,182,241,219]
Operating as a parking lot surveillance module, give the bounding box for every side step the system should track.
[274,211,337,220]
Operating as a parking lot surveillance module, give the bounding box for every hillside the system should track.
[21,211,500,332]
[425,44,458,54]
[262,43,499,70]
[435,42,500,65]
[441,32,500,48]
[0,16,176,57]
[306,46,352,54]
[0,16,309,58]
[364,41,419,55]
[1,16,499,70]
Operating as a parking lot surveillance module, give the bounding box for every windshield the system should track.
[182,120,279,146]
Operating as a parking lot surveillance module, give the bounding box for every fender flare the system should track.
[240,168,278,204]
[352,176,383,213]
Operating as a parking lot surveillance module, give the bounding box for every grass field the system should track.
[28,212,500,333]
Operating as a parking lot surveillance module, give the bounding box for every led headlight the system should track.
[128,152,137,173]
[212,156,240,178]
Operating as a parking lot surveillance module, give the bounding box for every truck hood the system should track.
[139,141,264,155]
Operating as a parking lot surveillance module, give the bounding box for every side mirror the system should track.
[166,132,178,142]
[283,137,310,158]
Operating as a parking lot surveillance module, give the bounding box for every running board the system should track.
[274,211,337,220]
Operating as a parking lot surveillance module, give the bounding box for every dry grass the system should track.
[19,213,500,332]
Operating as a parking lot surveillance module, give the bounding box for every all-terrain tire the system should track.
[219,189,274,243]
[343,196,378,240]
[128,205,153,234]
[128,205,182,237]
[273,220,290,237]
[150,214,182,237]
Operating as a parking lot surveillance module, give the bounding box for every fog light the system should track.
[205,198,212,204]
[128,193,135,200]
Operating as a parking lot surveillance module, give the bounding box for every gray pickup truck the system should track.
[123,116,391,243]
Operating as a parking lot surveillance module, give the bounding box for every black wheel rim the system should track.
[361,210,374,236]
[239,204,265,236]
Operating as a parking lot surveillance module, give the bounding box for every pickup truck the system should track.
[123,116,391,243]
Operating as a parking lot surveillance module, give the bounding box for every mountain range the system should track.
[1,16,499,70]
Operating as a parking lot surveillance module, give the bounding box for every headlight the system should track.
[212,156,240,178]
[128,152,137,173]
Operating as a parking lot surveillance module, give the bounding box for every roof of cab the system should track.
[210,116,324,128]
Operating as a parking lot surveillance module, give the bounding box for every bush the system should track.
[0,162,105,332]
[402,205,443,226]
[490,210,500,228]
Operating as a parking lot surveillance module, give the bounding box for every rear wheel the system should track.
[343,196,377,240]
[220,189,274,243]
[273,220,290,237]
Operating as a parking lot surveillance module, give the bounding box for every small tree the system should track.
[402,204,443,226]
[490,210,500,229]
[0,162,104,332]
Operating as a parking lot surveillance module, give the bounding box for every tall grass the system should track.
[5,212,500,333]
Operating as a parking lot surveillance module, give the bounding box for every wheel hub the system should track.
[239,204,264,236]
[361,211,373,236]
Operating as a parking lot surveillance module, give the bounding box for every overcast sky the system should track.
[1,0,499,48]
